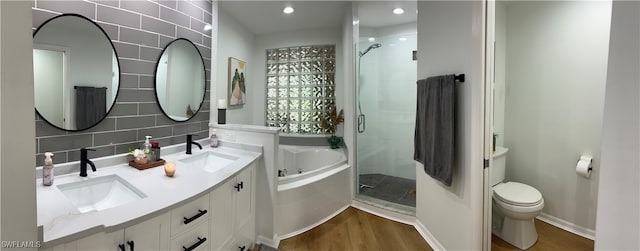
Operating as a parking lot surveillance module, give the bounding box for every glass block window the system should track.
[265,45,336,134]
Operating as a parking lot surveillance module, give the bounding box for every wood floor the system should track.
[278,207,594,251]
[492,219,594,251]
[279,207,432,251]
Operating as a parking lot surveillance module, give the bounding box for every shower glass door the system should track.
[355,31,417,211]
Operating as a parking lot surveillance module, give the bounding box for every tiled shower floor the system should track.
[358,174,416,207]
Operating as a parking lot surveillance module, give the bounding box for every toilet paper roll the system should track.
[576,156,592,178]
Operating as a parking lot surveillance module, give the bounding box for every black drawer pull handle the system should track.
[234,181,244,192]
[239,245,246,251]
[183,209,208,224]
[182,237,207,251]
[118,244,125,251]
[127,240,134,251]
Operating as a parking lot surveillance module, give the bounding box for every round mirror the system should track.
[33,14,120,131]
[154,38,206,122]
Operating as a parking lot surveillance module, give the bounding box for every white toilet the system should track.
[491,146,544,250]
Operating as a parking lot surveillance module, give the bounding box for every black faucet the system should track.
[186,134,202,154]
[80,148,97,177]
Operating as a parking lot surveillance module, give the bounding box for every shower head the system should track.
[359,43,382,57]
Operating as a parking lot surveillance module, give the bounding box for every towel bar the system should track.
[454,74,465,82]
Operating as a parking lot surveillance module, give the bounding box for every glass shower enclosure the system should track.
[355,29,418,212]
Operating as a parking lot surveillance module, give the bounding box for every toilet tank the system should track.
[491,146,509,186]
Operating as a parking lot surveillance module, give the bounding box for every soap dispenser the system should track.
[143,135,152,153]
[43,152,54,186]
[210,129,218,148]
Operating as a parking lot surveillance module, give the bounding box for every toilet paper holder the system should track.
[577,156,593,172]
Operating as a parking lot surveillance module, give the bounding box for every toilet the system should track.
[491,146,544,250]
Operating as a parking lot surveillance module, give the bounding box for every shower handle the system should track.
[358,114,366,133]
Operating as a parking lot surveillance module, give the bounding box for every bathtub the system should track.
[278,145,348,191]
[276,145,351,240]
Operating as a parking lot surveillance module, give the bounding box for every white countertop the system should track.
[36,142,261,246]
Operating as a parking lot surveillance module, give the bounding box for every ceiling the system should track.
[218,1,348,35]
[218,1,417,35]
[357,1,417,28]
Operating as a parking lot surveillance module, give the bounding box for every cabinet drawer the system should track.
[170,220,209,251]
[171,194,210,236]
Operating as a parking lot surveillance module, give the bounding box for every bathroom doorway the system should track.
[485,1,612,249]
[353,1,418,213]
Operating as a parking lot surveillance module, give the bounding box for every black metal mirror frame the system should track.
[33,13,121,132]
[153,38,207,122]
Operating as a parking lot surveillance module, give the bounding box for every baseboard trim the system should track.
[257,235,279,249]
[536,213,595,240]
[350,200,445,250]
[277,204,350,240]
[414,219,446,251]
[350,200,415,225]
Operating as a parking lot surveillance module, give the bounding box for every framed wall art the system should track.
[228,57,246,106]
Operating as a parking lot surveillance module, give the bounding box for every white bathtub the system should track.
[276,145,351,240]
[278,145,348,191]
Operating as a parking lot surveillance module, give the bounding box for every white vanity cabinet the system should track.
[39,154,258,251]
[170,194,211,251]
[210,164,256,251]
[42,212,171,251]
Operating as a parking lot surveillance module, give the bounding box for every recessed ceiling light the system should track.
[283,6,294,14]
[368,37,376,42]
[393,8,405,15]
[203,24,212,31]
[399,37,407,41]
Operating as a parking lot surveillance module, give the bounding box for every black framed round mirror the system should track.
[154,38,206,122]
[33,13,120,131]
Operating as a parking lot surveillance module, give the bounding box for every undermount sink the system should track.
[179,151,239,173]
[57,175,146,213]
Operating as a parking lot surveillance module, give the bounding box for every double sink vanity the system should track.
[37,139,261,251]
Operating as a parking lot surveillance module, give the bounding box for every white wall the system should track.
[595,1,640,249]
[251,27,343,127]
[502,1,611,232]
[216,8,256,125]
[415,1,485,250]
[0,0,38,248]
[493,3,506,146]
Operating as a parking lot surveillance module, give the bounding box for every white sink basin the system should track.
[57,175,146,213]
[179,152,239,173]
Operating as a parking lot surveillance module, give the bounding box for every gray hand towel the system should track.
[75,86,107,129]
[414,75,456,186]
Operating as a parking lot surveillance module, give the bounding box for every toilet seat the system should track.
[493,182,542,207]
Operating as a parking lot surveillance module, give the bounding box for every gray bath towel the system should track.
[75,86,107,129]
[414,75,456,186]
